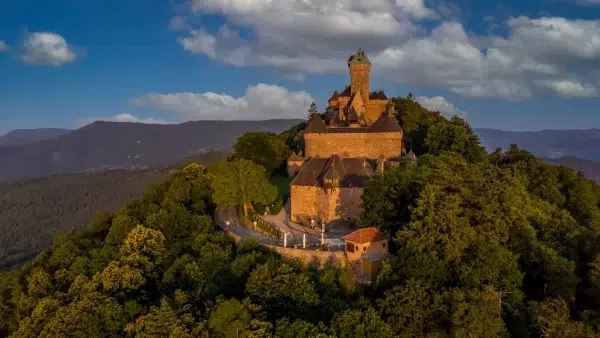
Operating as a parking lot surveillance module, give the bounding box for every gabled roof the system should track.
[288,151,298,160]
[344,227,389,244]
[321,154,346,180]
[406,150,417,160]
[369,90,388,100]
[305,114,328,133]
[368,112,402,133]
[291,156,372,188]
[339,85,352,97]
[328,90,339,102]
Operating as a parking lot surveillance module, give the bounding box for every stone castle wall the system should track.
[304,132,403,159]
[290,185,364,222]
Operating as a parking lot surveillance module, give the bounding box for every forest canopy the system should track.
[1,95,600,337]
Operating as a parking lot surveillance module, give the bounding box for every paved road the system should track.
[216,203,349,250]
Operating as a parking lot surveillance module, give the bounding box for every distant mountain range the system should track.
[0,128,71,147]
[475,128,600,181]
[0,120,302,182]
[475,128,600,160]
[1,123,599,182]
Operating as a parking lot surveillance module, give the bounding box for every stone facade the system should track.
[290,185,363,223]
[304,132,403,159]
[288,48,415,224]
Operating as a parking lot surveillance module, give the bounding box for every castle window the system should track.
[382,242,386,248]
[363,246,366,252]
[346,242,355,253]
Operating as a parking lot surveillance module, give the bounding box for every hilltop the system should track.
[0,119,302,182]
[0,128,71,147]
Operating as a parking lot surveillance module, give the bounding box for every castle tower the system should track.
[348,48,371,107]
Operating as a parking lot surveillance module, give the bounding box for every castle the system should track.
[288,48,417,225]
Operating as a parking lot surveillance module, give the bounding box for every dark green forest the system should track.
[1,95,600,337]
[0,152,228,271]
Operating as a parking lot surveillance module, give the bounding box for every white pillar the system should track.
[284,232,288,247]
[321,225,325,245]
[303,233,306,248]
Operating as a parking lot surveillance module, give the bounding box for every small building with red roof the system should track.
[343,227,392,282]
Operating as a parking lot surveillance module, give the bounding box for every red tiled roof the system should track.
[344,227,389,244]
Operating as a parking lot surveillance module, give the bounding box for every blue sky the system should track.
[2,0,600,134]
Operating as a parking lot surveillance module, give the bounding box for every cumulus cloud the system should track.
[0,41,8,52]
[77,113,168,127]
[21,32,79,66]
[415,96,464,118]
[131,83,314,120]
[174,1,600,99]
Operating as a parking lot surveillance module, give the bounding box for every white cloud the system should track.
[174,1,600,99]
[169,16,189,31]
[535,79,598,97]
[0,41,8,52]
[77,113,168,127]
[131,83,314,120]
[415,96,463,118]
[21,32,79,66]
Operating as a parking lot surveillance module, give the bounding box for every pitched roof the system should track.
[305,114,328,133]
[406,150,417,160]
[291,156,373,188]
[344,227,389,244]
[339,85,352,97]
[328,90,339,101]
[321,154,346,180]
[369,90,388,100]
[368,112,402,133]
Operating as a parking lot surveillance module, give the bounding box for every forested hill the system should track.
[1,96,600,336]
[0,151,228,271]
[476,127,600,160]
[0,119,302,182]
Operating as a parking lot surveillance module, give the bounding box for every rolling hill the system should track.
[476,128,600,160]
[0,119,302,182]
[0,128,71,147]
[0,151,229,271]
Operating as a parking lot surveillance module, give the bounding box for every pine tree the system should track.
[307,102,318,119]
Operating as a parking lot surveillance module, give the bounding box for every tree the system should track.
[233,132,290,175]
[308,102,318,119]
[211,159,277,217]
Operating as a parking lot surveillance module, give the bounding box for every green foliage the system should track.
[211,158,277,216]
[2,96,600,337]
[233,132,291,175]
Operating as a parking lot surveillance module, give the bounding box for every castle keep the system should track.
[288,48,416,224]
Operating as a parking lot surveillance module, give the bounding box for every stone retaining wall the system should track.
[224,230,347,269]
[264,244,347,269]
